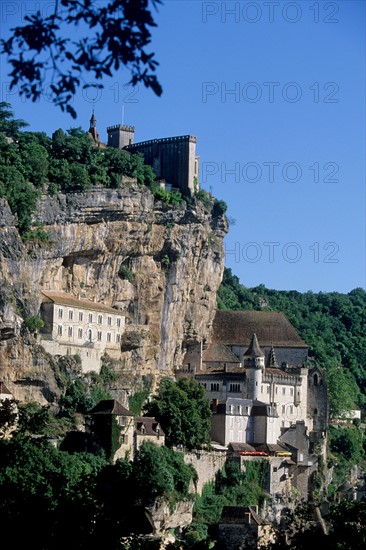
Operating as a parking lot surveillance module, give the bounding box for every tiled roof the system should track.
[41,291,121,315]
[135,417,165,436]
[219,506,267,525]
[255,443,292,455]
[212,311,307,348]
[89,399,134,416]
[203,343,241,364]
[0,381,11,395]
[229,442,257,453]
[244,333,265,358]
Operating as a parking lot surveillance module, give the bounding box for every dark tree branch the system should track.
[0,0,163,118]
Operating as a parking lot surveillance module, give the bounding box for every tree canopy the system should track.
[0,0,163,118]
[145,377,212,449]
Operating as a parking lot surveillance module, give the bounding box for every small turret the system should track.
[244,334,264,400]
[87,110,100,145]
[243,333,265,369]
[267,345,279,369]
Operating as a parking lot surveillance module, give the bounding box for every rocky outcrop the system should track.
[0,182,228,402]
[145,496,195,534]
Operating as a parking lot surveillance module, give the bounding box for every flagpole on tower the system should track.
[122,105,125,126]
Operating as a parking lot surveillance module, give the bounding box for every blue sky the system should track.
[0,0,365,293]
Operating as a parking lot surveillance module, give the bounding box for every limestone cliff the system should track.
[0,182,228,404]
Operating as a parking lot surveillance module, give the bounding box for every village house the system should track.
[39,291,125,372]
[86,399,165,461]
[218,505,275,550]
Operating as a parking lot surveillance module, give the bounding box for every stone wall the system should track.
[125,136,198,196]
[182,450,227,494]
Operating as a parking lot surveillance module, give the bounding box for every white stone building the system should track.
[181,311,328,448]
[40,291,125,372]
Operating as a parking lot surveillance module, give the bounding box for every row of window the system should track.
[57,308,122,327]
[228,405,249,415]
[262,385,297,396]
[203,382,297,396]
[57,325,121,343]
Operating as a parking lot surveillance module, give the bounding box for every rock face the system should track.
[145,496,195,534]
[0,183,228,402]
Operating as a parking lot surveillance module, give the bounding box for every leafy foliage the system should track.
[145,377,211,449]
[0,102,160,234]
[0,398,18,439]
[193,460,268,536]
[22,314,45,333]
[0,435,108,548]
[268,499,366,550]
[133,441,196,501]
[0,1,163,118]
[218,268,366,415]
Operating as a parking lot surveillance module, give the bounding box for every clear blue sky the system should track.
[0,0,365,293]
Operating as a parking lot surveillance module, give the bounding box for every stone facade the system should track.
[86,400,165,462]
[182,449,227,494]
[218,506,275,550]
[40,291,125,372]
[178,310,328,501]
[106,124,199,196]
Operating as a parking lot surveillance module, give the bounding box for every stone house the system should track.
[134,416,165,453]
[218,505,275,549]
[86,399,165,461]
[86,399,135,461]
[40,291,125,372]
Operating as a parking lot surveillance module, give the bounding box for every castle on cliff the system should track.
[87,113,200,196]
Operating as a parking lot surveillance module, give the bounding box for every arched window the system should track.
[313,373,319,386]
[88,329,92,342]
[314,408,318,415]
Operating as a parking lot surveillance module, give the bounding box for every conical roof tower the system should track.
[243,333,265,370]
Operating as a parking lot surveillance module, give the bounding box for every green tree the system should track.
[0,398,18,439]
[0,101,28,136]
[133,441,195,499]
[0,1,163,118]
[0,436,107,548]
[17,401,51,435]
[145,377,211,449]
[328,499,366,549]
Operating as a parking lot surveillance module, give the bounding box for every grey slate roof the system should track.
[89,399,134,416]
[244,333,265,358]
[219,506,268,525]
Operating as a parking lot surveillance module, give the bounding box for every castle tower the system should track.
[243,333,265,400]
[107,124,135,148]
[87,110,100,145]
